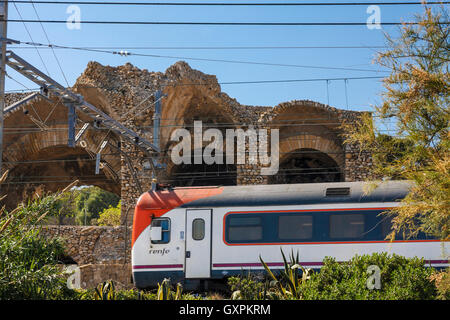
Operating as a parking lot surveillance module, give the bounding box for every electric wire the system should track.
[8,19,447,26]
[28,0,71,87]
[4,1,449,6]
[9,45,393,50]
[11,2,51,76]
[16,40,388,73]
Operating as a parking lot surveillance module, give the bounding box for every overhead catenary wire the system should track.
[27,0,70,87]
[9,45,394,50]
[11,2,51,76]
[4,1,449,6]
[4,72,385,94]
[7,19,448,26]
[15,40,388,73]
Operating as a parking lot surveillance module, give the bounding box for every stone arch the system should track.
[269,148,342,184]
[160,78,239,186]
[278,134,345,170]
[263,100,345,184]
[165,147,237,187]
[3,104,121,209]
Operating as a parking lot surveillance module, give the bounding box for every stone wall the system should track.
[41,226,133,289]
[71,62,373,224]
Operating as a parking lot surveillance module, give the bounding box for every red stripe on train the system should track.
[132,187,223,247]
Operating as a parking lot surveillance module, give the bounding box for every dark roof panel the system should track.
[178,181,411,208]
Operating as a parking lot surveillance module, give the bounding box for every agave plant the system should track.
[156,278,183,300]
[259,248,313,299]
[94,280,116,300]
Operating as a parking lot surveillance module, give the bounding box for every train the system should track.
[131,181,448,290]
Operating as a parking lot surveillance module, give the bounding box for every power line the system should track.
[28,0,70,87]
[17,40,387,73]
[4,1,449,6]
[8,19,447,26]
[11,2,50,76]
[4,75,384,93]
[10,45,391,50]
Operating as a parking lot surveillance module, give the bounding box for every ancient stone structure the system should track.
[41,225,133,289]
[3,61,373,286]
[70,61,372,224]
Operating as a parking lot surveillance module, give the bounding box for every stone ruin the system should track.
[2,60,373,288]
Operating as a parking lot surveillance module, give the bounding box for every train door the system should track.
[185,209,212,279]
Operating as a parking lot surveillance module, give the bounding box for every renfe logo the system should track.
[149,248,170,256]
[169,121,280,175]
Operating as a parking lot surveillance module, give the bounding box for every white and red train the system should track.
[131,181,448,290]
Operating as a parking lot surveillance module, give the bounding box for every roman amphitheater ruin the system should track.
[2,60,372,288]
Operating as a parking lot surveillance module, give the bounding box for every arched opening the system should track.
[166,148,237,187]
[2,145,120,210]
[57,254,78,265]
[269,148,343,184]
[161,86,239,187]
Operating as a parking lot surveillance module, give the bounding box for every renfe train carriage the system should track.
[131,181,448,290]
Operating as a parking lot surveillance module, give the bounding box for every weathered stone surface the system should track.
[41,225,131,265]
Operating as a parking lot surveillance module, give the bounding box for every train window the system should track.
[278,215,313,240]
[229,216,261,226]
[151,218,170,244]
[192,219,205,241]
[227,215,263,242]
[381,215,394,239]
[329,214,364,239]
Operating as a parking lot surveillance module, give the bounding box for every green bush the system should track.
[97,201,121,226]
[0,195,78,300]
[300,253,437,300]
[430,267,450,300]
[228,272,269,300]
[75,186,120,226]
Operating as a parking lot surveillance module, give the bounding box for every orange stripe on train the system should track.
[132,187,224,246]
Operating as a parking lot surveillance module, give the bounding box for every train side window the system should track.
[278,215,313,240]
[381,215,394,239]
[329,214,364,239]
[227,215,263,242]
[151,218,170,244]
[192,218,205,241]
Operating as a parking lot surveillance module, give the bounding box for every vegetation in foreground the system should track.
[342,5,449,241]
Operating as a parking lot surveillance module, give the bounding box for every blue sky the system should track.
[6,1,428,114]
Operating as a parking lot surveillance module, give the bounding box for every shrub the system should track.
[97,201,121,226]
[228,272,268,300]
[430,267,450,300]
[0,193,78,300]
[300,252,437,300]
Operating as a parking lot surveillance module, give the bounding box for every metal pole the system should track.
[151,90,162,190]
[0,1,8,176]
[67,103,76,147]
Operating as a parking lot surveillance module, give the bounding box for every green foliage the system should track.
[38,185,120,226]
[228,251,439,300]
[156,278,183,300]
[77,279,202,300]
[45,190,78,224]
[74,186,120,226]
[259,249,313,300]
[228,272,270,300]
[97,201,121,226]
[300,253,437,300]
[430,267,450,300]
[93,280,116,300]
[341,5,449,240]
[0,193,78,300]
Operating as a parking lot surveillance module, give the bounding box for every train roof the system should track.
[136,181,412,210]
